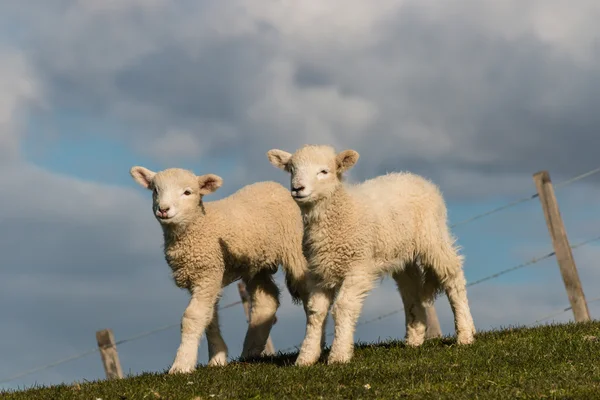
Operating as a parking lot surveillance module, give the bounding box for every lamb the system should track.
[267,144,476,366]
[130,166,311,374]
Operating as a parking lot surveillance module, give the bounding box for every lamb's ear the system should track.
[267,149,292,171]
[130,166,156,190]
[336,150,360,173]
[197,174,223,195]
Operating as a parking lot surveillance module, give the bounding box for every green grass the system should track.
[3,322,600,399]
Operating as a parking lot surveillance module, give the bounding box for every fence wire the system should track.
[277,234,600,354]
[532,296,600,324]
[450,166,600,229]
[0,300,242,385]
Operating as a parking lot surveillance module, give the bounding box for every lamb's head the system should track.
[267,144,359,205]
[130,166,223,226]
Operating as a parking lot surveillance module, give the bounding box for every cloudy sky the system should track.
[2,0,600,391]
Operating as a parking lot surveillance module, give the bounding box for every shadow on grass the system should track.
[231,335,465,368]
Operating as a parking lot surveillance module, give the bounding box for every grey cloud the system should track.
[336,11,600,186]
[0,48,39,163]
[10,1,600,200]
[114,39,271,122]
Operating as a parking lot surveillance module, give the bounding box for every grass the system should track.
[3,322,600,399]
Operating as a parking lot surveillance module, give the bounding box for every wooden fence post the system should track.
[425,304,442,339]
[237,282,276,355]
[533,170,590,322]
[96,328,123,380]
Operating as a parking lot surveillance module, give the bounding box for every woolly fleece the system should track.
[267,144,476,366]
[130,166,309,374]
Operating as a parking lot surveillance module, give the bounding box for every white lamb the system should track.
[267,144,476,366]
[130,166,310,374]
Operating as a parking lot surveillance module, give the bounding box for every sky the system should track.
[2,0,600,391]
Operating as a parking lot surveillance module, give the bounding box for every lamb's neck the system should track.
[162,223,190,246]
[302,185,353,227]
[161,212,203,247]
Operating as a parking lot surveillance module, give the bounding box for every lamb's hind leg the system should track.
[206,302,228,366]
[393,262,427,347]
[423,242,475,345]
[240,271,280,359]
[441,268,475,344]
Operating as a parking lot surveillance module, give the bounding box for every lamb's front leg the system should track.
[206,302,228,366]
[327,271,375,365]
[169,278,222,374]
[240,272,280,359]
[296,281,334,366]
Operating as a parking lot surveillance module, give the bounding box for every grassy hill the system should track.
[3,321,600,399]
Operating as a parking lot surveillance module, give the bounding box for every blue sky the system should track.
[2,0,600,392]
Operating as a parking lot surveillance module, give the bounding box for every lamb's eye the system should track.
[320,170,328,175]
[183,190,192,196]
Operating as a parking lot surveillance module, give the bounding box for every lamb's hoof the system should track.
[208,352,228,367]
[168,363,195,374]
[457,333,475,345]
[262,348,276,357]
[326,353,352,365]
[295,353,319,366]
[405,337,425,347]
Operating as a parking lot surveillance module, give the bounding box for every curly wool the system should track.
[130,166,309,374]
[267,144,476,367]
[303,171,460,292]
[162,180,307,295]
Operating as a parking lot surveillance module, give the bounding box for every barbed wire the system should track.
[0,347,102,387]
[450,194,539,228]
[553,166,600,189]
[0,300,242,385]
[277,234,600,354]
[450,166,600,229]
[3,166,600,384]
[112,300,242,348]
[532,296,600,324]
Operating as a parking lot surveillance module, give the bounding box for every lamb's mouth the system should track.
[292,194,310,200]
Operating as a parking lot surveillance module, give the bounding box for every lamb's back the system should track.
[207,181,303,270]
[347,172,444,260]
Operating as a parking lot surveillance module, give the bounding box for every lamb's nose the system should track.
[292,185,305,192]
[159,206,170,212]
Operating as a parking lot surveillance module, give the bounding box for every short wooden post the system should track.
[96,328,123,380]
[425,304,442,338]
[237,282,276,354]
[533,170,590,322]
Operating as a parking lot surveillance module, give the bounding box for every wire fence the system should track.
[533,296,600,324]
[2,166,600,386]
[0,301,242,385]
